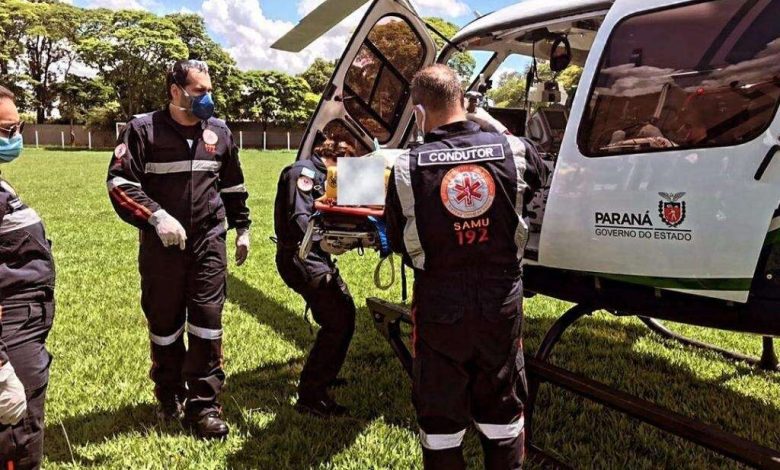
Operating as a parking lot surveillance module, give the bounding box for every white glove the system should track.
[235,228,250,266]
[466,107,509,135]
[0,362,27,425]
[149,210,187,250]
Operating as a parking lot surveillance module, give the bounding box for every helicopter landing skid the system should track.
[638,317,779,372]
[366,298,780,469]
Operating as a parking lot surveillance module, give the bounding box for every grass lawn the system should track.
[2,148,778,469]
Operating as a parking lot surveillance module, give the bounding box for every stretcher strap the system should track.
[374,254,395,290]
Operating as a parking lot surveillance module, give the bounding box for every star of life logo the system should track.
[440,164,496,219]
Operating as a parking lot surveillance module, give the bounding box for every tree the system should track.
[299,58,335,94]
[487,71,526,108]
[240,71,312,129]
[557,65,583,95]
[166,13,244,120]
[78,9,188,118]
[18,1,81,123]
[425,17,476,81]
[54,75,112,133]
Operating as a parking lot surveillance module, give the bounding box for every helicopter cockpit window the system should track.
[343,15,426,144]
[579,0,780,157]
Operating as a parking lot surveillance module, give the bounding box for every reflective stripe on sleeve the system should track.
[506,135,529,259]
[419,428,466,450]
[0,208,41,234]
[145,160,221,174]
[474,417,524,440]
[220,184,247,193]
[149,324,185,346]
[107,177,142,189]
[187,322,223,340]
[394,151,426,270]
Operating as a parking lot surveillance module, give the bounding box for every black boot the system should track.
[186,411,229,439]
[295,391,349,418]
[156,396,184,422]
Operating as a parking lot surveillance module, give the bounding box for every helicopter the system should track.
[273,0,780,466]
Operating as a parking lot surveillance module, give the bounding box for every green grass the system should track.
[2,148,778,469]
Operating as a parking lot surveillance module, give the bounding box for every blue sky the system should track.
[68,0,524,74]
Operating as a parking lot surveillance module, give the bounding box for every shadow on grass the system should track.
[43,279,780,468]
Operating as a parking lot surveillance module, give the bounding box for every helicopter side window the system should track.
[342,15,426,144]
[579,0,780,157]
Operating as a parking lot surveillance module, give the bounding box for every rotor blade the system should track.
[271,0,370,52]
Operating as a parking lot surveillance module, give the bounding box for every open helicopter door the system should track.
[273,0,437,160]
[539,0,780,303]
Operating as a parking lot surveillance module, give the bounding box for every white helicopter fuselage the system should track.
[274,0,780,310]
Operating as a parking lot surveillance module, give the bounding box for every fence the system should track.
[20,123,306,151]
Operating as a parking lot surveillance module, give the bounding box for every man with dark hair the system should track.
[274,139,356,417]
[0,85,56,469]
[385,64,547,469]
[106,59,251,439]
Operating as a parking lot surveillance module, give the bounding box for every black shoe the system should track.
[186,411,229,439]
[328,377,348,389]
[156,398,183,422]
[295,394,349,418]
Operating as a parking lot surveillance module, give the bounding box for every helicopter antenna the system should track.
[472,9,483,18]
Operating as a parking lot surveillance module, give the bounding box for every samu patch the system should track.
[440,164,496,219]
[418,143,505,166]
[297,175,314,192]
[114,143,127,160]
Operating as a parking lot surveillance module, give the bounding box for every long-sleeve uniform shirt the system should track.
[386,120,547,276]
[0,178,55,364]
[107,109,250,233]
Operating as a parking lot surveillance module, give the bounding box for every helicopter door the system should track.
[539,0,780,303]
[272,0,437,159]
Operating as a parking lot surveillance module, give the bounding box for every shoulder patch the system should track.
[418,143,505,167]
[301,167,316,179]
[440,164,496,219]
[297,175,314,192]
[202,129,218,145]
[114,143,127,159]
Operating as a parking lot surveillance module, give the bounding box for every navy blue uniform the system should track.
[106,109,250,418]
[273,156,356,401]
[385,121,546,470]
[0,178,55,470]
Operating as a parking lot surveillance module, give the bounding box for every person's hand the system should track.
[466,107,509,135]
[235,228,250,266]
[149,210,187,250]
[0,362,26,425]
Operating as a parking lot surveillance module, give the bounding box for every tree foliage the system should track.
[425,17,475,81]
[299,58,335,95]
[240,71,312,129]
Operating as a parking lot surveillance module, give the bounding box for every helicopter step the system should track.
[366,297,780,469]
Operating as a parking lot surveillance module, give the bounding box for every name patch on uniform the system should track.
[440,164,496,219]
[301,167,316,179]
[418,144,505,167]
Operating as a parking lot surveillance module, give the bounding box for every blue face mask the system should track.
[0,134,23,163]
[179,85,215,120]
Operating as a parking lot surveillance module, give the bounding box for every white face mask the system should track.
[413,104,426,141]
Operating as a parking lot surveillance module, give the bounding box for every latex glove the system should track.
[466,107,509,135]
[0,362,26,425]
[235,228,250,266]
[149,210,187,250]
